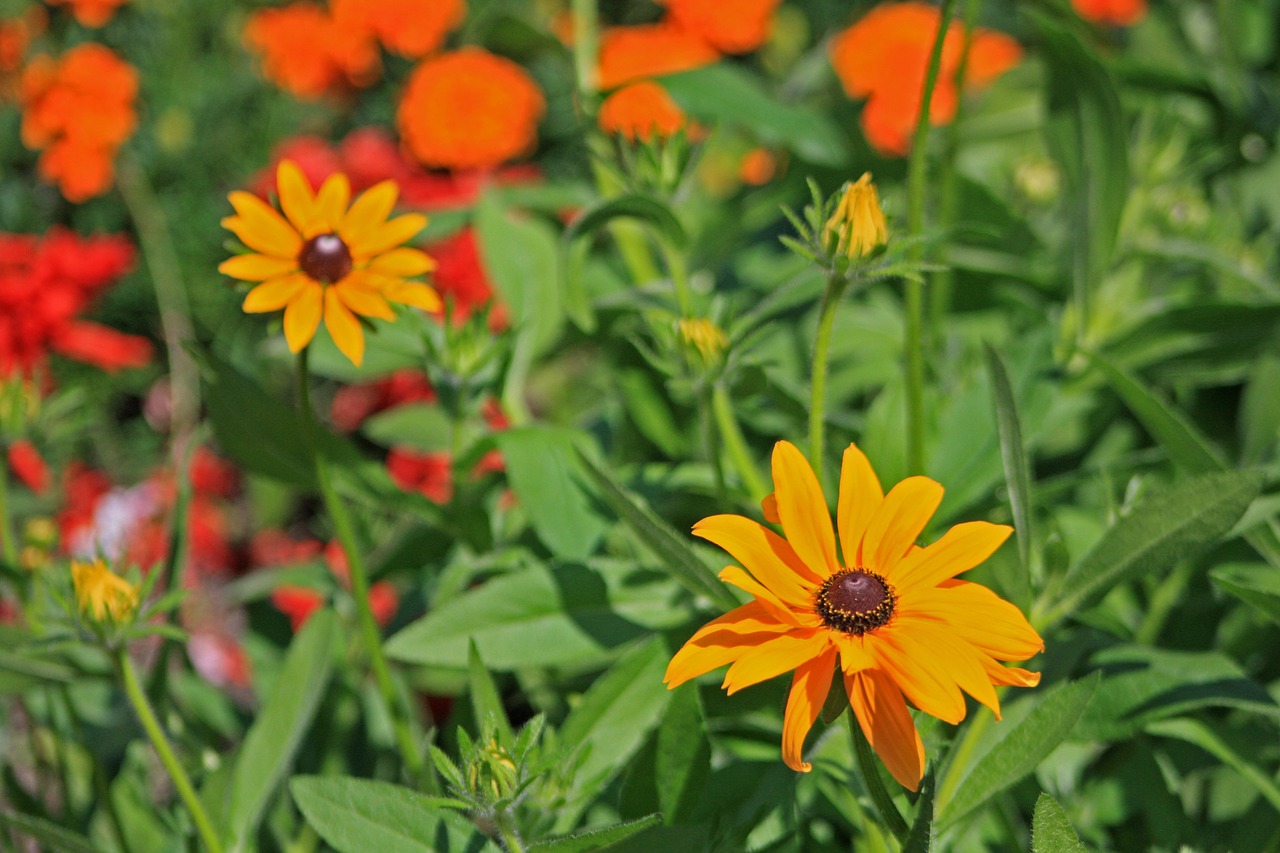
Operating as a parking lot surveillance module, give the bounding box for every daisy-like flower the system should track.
[220,160,441,366]
[665,440,1043,790]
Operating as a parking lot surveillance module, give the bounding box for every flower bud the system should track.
[825,173,888,258]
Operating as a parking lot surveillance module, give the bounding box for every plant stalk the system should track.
[0,451,15,566]
[711,382,769,502]
[809,274,849,488]
[848,710,910,843]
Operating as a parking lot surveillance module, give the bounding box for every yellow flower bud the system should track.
[678,318,728,362]
[71,559,139,623]
[825,173,888,258]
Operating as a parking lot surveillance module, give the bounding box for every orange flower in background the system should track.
[45,0,126,28]
[598,81,688,142]
[243,3,378,99]
[0,7,44,76]
[597,23,718,89]
[665,441,1043,789]
[739,147,778,185]
[1072,0,1147,26]
[829,2,1022,156]
[659,0,781,54]
[397,48,544,170]
[220,160,440,366]
[332,0,465,58]
[19,44,137,201]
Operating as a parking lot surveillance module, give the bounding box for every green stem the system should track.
[809,275,849,488]
[700,386,728,503]
[0,450,15,566]
[711,383,769,502]
[571,0,599,105]
[903,0,959,476]
[115,649,223,853]
[495,812,527,853]
[658,236,693,317]
[295,349,425,780]
[848,711,909,843]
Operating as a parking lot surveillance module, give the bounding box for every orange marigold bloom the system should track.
[666,441,1043,789]
[658,0,781,54]
[597,23,719,90]
[18,45,137,201]
[598,81,687,141]
[397,48,544,171]
[739,147,778,185]
[45,0,127,28]
[243,3,379,100]
[332,0,465,58]
[1072,0,1147,26]
[829,2,1022,157]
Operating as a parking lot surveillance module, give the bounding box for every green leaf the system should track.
[0,648,77,694]
[575,452,739,610]
[290,777,495,853]
[475,189,563,356]
[386,562,687,670]
[495,427,608,560]
[617,368,688,458]
[1211,563,1280,626]
[529,815,662,852]
[563,194,687,250]
[936,674,1099,829]
[0,811,96,853]
[227,609,339,848]
[1039,470,1262,628]
[1031,794,1088,853]
[656,683,711,825]
[1145,718,1280,814]
[984,343,1035,606]
[902,771,935,853]
[468,641,515,746]
[1240,355,1280,465]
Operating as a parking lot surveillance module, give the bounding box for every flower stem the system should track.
[495,812,528,853]
[848,710,909,843]
[658,235,693,317]
[903,0,959,476]
[809,274,848,488]
[0,451,16,566]
[700,386,728,503]
[571,0,598,104]
[711,383,769,502]
[115,649,224,853]
[295,349,425,780]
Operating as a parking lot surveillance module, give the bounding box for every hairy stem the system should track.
[809,275,849,488]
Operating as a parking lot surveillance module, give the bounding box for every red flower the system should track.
[272,586,325,632]
[426,227,504,326]
[387,448,453,503]
[7,440,47,494]
[330,369,436,432]
[188,448,240,499]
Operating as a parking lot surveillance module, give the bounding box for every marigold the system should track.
[665,440,1043,789]
[829,2,1022,157]
[243,2,379,99]
[397,48,544,171]
[220,160,440,366]
[658,0,781,54]
[332,0,464,58]
[18,44,137,201]
[72,558,138,622]
[45,0,127,27]
[597,23,718,90]
[598,81,687,142]
[1071,0,1147,26]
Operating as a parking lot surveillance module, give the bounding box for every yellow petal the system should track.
[219,253,299,281]
[276,160,317,236]
[837,443,884,568]
[243,275,308,313]
[282,282,323,352]
[313,172,352,234]
[781,647,838,772]
[866,626,966,725]
[845,668,925,791]
[771,441,838,578]
[832,633,876,674]
[891,615,1002,718]
[903,579,1044,661]
[859,476,943,574]
[368,247,436,277]
[334,276,395,321]
[978,655,1041,688]
[717,567,811,628]
[324,287,365,366]
[889,521,1012,594]
[351,213,427,260]
[340,179,398,245]
[226,191,302,258]
[664,601,793,688]
[693,514,822,603]
[383,281,443,312]
[721,629,827,695]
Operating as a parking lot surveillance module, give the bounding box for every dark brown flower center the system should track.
[298,233,352,284]
[815,569,895,635]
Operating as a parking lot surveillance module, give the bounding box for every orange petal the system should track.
[845,668,926,791]
[665,601,794,688]
[382,280,443,312]
[353,214,428,260]
[219,253,298,282]
[866,626,966,725]
[276,160,317,236]
[694,514,821,603]
[313,172,352,234]
[324,288,365,366]
[226,191,302,258]
[889,521,1012,594]
[859,476,943,574]
[282,281,323,353]
[891,615,1002,718]
[837,442,884,569]
[761,492,780,524]
[904,580,1044,661]
[721,629,828,695]
[368,247,435,277]
[341,180,399,246]
[977,654,1041,688]
[242,275,308,313]
[717,567,811,628]
[833,633,876,674]
[334,276,395,321]
[781,647,838,772]
[771,441,838,578]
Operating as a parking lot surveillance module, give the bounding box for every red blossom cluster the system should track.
[0,228,150,378]
[267,538,400,633]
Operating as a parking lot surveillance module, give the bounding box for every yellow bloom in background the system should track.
[665,440,1043,790]
[72,559,138,622]
[825,172,888,258]
[678,317,727,361]
[220,160,442,366]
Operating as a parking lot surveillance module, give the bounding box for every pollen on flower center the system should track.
[815,568,896,635]
[298,233,353,284]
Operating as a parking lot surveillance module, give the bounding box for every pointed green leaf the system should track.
[529,815,662,852]
[1031,794,1088,853]
[902,771,935,853]
[1211,563,1280,626]
[468,641,515,746]
[656,684,711,825]
[0,811,96,853]
[496,427,608,560]
[563,194,686,250]
[1145,718,1280,813]
[984,344,1035,607]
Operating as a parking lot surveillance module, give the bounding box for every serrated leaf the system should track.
[1210,563,1280,626]
[529,815,662,852]
[496,427,608,560]
[1031,794,1087,853]
[902,770,935,853]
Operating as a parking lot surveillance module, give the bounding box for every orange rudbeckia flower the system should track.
[220,160,440,366]
[665,440,1043,790]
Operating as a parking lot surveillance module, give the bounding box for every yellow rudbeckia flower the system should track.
[72,559,138,623]
[220,160,442,366]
